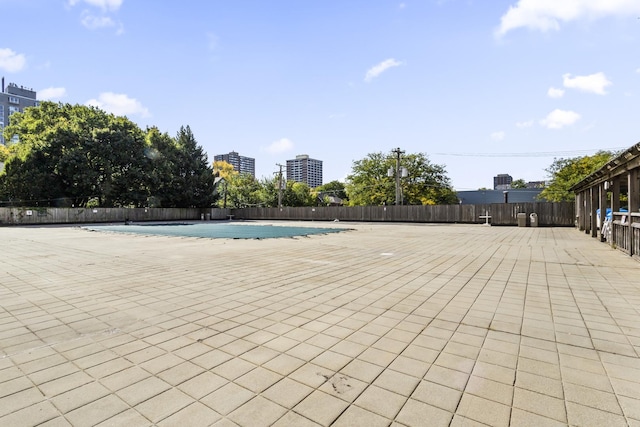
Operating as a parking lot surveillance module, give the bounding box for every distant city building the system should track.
[286,154,323,188]
[493,174,513,190]
[214,151,255,177]
[457,189,543,204]
[0,78,39,145]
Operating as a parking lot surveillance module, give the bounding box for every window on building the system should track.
[8,96,19,104]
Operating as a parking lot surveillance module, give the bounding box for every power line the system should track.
[432,147,626,158]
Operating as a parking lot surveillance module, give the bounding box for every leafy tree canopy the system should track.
[0,102,215,208]
[538,151,614,202]
[345,151,458,206]
[511,179,527,189]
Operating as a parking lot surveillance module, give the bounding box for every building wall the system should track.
[214,151,255,177]
[286,154,323,188]
[0,80,38,144]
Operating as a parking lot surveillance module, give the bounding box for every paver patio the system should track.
[1,222,639,426]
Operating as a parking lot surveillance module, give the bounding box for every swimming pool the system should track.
[83,222,349,239]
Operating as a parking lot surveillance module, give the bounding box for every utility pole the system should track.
[391,147,405,205]
[276,163,284,208]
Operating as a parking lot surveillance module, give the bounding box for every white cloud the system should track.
[636,68,640,74]
[81,12,115,29]
[207,32,219,51]
[39,87,67,100]
[547,87,565,98]
[491,131,506,141]
[516,120,534,128]
[69,0,123,11]
[364,58,404,83]
[0,48,27,73]
[495,0,640,37]
[264,138,294,154]
[563,72,611,95]
[540,109,581,129]
[86,92,150,118]
[399,3,406,9]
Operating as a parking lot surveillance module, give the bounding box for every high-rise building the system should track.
[0,78,39,145]
[493,173,513,190]
[286,154,323,188]
[214,151,255,177]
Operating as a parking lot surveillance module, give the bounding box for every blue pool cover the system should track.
[83,223,349,239]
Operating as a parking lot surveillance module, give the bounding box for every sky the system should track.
[1,0,639,190]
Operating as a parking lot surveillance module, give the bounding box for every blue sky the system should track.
[2,0,639,190]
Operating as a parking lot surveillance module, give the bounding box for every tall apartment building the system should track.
[214,151,255,177]
[0,78,39,144]
[493,173,513,190]
[286,154,323,188]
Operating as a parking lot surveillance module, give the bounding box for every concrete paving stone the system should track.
[372,337,408,354]
[285,342,325,361]
[518,345,559,365]
[517,356,561,380]
[372,369,420,397]
[619,395,640,421]
[410,380,462,412]
[237,345,280,365]
[100,366,151,392]
[333,404,391,427]
[345,331,380,346]
[50,381,111,414]
[157,401,221,426]
[566,401,628,427]
[0,400,60,427]
[561,366,613,392]
[477,348,518,369]
[37,416,73,427]
[311,350,353,372]
[557,342,600,360]
[115,376,171,406]
[448,414,490,427]
[434,352,475,374]
[139,352,184,375]
[395,398,453,427]
[465,375,514,406]
[456,392,512,425]
[563,382,622,414]
[262,378,314,409]
[330,340,368,358]
[201,382,254,415]
[340,359,385,383]
[306,333,341,349]
[358,347,397,367]
[600,352,640,370]
[610,377,640,400]
[191,349,234,370]
[17,353,68,375]
[93,409,152,426]
[353,384,406,419]
[510,407,568,427]
[38,371,95,398]
[64,394,129,427]
[0,375,33,398]
[293,389,350,426]
[318,374,367,403]
[516,370,564,399]
[559,353,607,376]
[272,411,322,427]
[235,366,283,393]
[220,339,259,357]
[124,345,167,365]
[228,396,288,427]
[513,387,567,423]
[262,353,306,376]
[134,387,194,424]
[423,364,470,391]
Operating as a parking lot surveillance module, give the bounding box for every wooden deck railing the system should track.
[610,212,640,258]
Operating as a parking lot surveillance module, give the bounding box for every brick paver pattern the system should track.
[1,222,639,426]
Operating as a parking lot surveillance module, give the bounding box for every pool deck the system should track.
[1,222,639,426]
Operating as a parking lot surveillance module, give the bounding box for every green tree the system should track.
[345,151,457,206]
[1,102,151,207]
[511,179,527,189]
[538,151,614,202]
[224,173,262,208]
[314,180,347,205]
[169,126,216,208]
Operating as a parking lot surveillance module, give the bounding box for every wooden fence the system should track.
[0,207,230,225]
[232,202,575,226]
[0,202,574,227]
[610,212,640,259]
